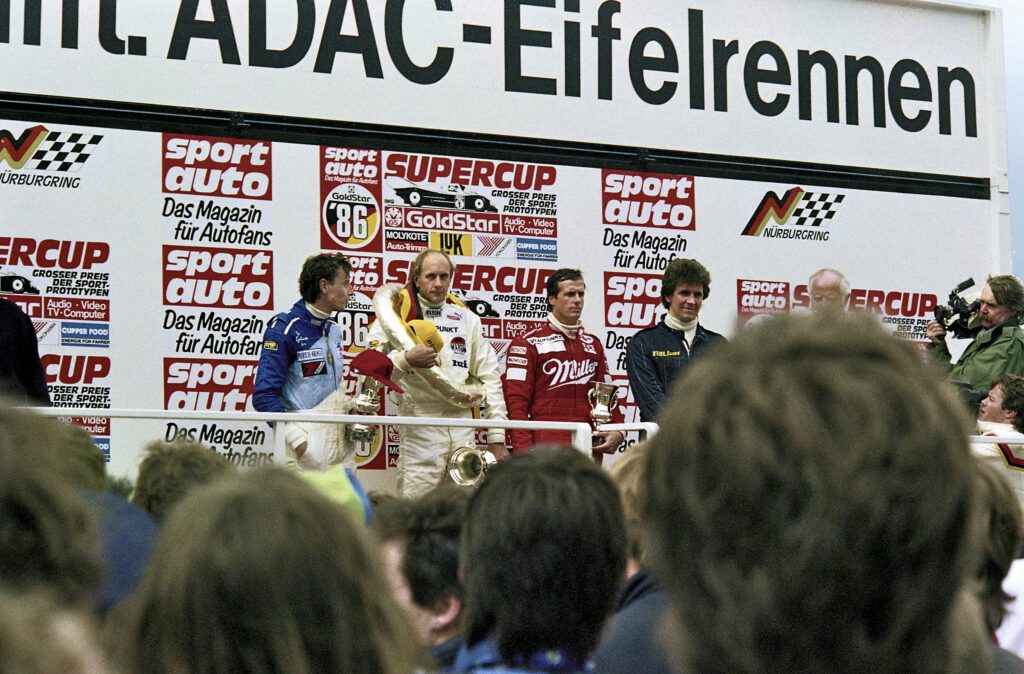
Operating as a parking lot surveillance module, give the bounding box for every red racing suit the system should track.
[501,322,623,455]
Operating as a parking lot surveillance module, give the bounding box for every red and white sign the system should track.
[602,170,695,230]
[162,245,273,309]
[604,271,663,328]
[737,279,790,320]
[0,237,108,268]
[384,154,556,191]
[163,358,256,411]
[163,134,272,200]
[42,354,110,384]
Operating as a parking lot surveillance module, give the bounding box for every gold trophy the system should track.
[588,383,620,443]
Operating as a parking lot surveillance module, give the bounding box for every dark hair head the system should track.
[0,404,103,606]
[373,486,470,611]
[661,258,711,307]
[987,275,1024,314]
[992,374,1024,433]
[131,440,235,524]
[973,459,1023,631]
[298,253,351,304]
[545,268,583,300]
[111,467,427,674]
[461,447,626,665]
[642,314,978,674]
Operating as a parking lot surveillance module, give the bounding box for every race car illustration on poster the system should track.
[0,272,41,294]
[391,179,498,213]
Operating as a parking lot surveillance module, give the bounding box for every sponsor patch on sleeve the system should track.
[506,356,529,367]
[505,367,527,381]
[263,340,278,351]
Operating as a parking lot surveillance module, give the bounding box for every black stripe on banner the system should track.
[0,91,990,200]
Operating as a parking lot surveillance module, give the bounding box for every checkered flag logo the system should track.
[791,192,845,227]
[25,132,103,172]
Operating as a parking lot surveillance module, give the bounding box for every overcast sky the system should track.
[950,0,1022,271]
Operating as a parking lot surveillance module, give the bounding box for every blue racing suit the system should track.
[252,300,346,413]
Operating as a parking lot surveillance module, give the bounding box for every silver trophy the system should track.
[588,382,620,447]
[588,382,620,427]
[346,376,383,443]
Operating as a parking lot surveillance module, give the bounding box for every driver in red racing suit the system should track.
[502,269,623,461]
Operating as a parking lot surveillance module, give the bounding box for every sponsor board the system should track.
[425,231,514,259]
[736,279,790,323]
[741,187,845,241]
[59,416,112,463]
[604,227,688,271]
[320,147,383,252]
[381,152,559,260]
[163,133,272,200]
[60,321,110,348]
[163,357,256,411]
[43,354,111,407]
[163,421,273,467]
[0,123,102,190]
[163,196,272,247]
[602,169,695,230]
[162,244,273,310]
[162,309,266,357]
[516,237,556,261]
[604,271,663,329]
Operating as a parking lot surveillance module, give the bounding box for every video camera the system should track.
[934,278,981,339]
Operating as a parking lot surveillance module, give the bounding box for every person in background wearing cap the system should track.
[367,249,507,498]
[252,253,351,468]
[502,268,624,460]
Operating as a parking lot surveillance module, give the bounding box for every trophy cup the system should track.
[588,383,620,444]
[346,349,404,444]
[443,445,498,487]
[347,375,383,443]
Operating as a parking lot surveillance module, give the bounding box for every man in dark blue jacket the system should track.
[253,253,351,466]
[625,258,725,422]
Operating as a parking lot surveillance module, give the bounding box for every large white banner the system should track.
[0,0,1003,176]
[0,115,999,489]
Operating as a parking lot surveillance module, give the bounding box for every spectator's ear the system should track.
[429,594,462,634]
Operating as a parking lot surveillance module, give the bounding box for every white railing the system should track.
[31,407,660,465]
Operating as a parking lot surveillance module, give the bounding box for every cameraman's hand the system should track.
[925,320,947,345]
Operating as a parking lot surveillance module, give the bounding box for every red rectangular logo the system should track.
[162,134,272,200]
[162,245,273,309]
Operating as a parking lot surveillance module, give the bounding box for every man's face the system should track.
[979,384,1014,424]
[978,284,1016,329]
[809,273,847,314]
[549,279,585,324]
[317,268,351,313]
[666,282,704,323]
[416,253,452,305]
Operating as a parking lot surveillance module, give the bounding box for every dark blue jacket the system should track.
[625,318,725,422]
[592,569,674,674]
[252,300,345,413]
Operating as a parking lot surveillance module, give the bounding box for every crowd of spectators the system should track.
[6,310,1024,672]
